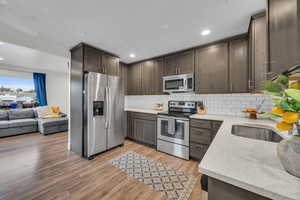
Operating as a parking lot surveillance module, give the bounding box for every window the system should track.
[0,76,37,109]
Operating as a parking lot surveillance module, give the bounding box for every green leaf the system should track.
[272,98,282,105]
[260,81,282,94]
[285,89,300,102]
[263,113,281,118]
[279,100,296,112]
[275,75,289,85]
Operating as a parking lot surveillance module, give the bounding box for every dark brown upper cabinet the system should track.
[229,38,249,93]
[268,0,300,77]
[102,53,120,76]
[120,62,128,95]
[249,12,268,91]
[127,57,164,95]
[84,45,102,73]
[164,50,194,76]
[195,43,229,93]
[141,58,164,95]
[127,63,142,95]
[82,44,120,75]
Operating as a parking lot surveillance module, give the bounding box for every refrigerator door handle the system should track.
[105,87,109,129]
[108,87,111,128]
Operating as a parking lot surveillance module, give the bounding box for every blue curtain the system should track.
[33,73,47,106]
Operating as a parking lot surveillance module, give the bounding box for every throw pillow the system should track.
[36,106,53,118]
[51,106,61,114]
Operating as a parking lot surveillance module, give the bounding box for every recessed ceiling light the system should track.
[129,53,136,58]
[0,57,4,61]
[201,29,211,36]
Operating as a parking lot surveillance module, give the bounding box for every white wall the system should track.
[0,64,70,114]
[125,93,273,117]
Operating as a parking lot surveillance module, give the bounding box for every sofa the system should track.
[0,108,68,137]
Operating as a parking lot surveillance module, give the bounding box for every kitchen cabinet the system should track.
[249,12,268,91]
[126,112,157,147]
[127,58,164,95]
[268,0,300,76]
[120,62,128,95]
[102,53,120,76]
[84,45,102,73]
[229,38,249,93]
[164,50,194,76]
[195,43,229,93]
[127,63,142,95]
[190,119,222,161]
[82,44,120,75]
[141,58,164,95]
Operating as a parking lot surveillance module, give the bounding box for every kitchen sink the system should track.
[231,124,283,143]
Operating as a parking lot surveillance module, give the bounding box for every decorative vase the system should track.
[277,122,300,178]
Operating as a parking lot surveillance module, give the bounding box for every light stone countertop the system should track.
[192,114,300,200]
[125,108,164,114]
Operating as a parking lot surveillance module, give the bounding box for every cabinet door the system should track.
[141,61,155,95]
[142,120,157,146]
[250,14,267,90]
[195,43,229,93]
[84,46,102,73]
[164,54,177,76]
[152,58,164,95]
[268,0,300,76]
[120,63,128,95]
[229,38,249,93]
[126,112,134,139]
[177,50,194,74]
[133,119,144,142]
[103,54,120,76]
[127,63,142,95]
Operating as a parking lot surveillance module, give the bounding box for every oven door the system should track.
[157,116,189,146]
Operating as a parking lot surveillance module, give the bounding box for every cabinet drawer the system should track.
[190,142,209,161]
[130,112,157,121]
[190,119,212,129]
[190,127,212,145]
[212,121,223,131]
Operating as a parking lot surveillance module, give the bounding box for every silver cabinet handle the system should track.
[108,87,111,128]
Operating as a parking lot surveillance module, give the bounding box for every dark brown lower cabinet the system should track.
[208,177,271,200]
[190,119,222,161]
[127,112,157,147]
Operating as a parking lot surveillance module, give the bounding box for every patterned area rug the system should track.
[108,151,196,200]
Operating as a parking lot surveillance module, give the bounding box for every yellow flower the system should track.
[282,112,299,124]
[272,106,285,116]
[277,121,293,131]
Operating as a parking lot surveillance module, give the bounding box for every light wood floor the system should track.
[0,132,207,200]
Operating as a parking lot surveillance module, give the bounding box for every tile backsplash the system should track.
[125,93,273,117]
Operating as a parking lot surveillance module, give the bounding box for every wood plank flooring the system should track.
[0,132,207,200]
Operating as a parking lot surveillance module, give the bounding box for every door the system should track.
[164,54,177,76]
[84,46,102,73]
[86,72,107,157]
[103,54,120,76]
[157,117,189,146]
[177,50,194,74]
[268,0,300,76]
[127,63,142,95]
[141,61,154,95]
[250,14,267,90]
[152,58,164,95]
[229,38,248,92]
[195,43,229,93]
[107,75,124,149]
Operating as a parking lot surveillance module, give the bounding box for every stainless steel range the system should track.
[157,101,197,160]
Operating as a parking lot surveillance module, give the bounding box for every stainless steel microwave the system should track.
[163,73,194,93]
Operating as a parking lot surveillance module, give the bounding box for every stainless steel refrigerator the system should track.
[83,72,124,159]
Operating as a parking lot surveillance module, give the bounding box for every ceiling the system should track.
[0,0,266,65]
[0,42,69,73]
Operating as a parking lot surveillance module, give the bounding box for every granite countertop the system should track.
[192,114,300,200]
